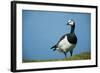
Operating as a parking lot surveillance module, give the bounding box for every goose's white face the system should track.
[67,20,75,26]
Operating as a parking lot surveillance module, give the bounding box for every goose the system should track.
[51,19,77,58]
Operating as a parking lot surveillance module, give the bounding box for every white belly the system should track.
[57,36,76,52]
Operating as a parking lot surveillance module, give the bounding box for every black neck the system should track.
[70,25,75,34]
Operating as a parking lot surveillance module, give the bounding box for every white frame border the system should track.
[16,3,96,70]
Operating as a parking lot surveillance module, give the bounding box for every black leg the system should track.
[70,50,73,56]
[64,52,67,58]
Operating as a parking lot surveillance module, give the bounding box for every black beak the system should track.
[67,23,69,25]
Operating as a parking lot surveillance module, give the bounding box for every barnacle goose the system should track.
[51,19,77,58]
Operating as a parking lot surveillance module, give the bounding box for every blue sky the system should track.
[22,10,91,60]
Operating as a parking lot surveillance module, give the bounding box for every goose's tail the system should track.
[50,45,57,51]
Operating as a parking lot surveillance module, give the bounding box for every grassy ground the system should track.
[23,52,91,63]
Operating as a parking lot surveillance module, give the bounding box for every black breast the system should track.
[67,33,77,44]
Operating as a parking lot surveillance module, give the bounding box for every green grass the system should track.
[23,52,91,63]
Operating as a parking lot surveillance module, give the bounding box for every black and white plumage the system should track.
[51,19,77,58]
